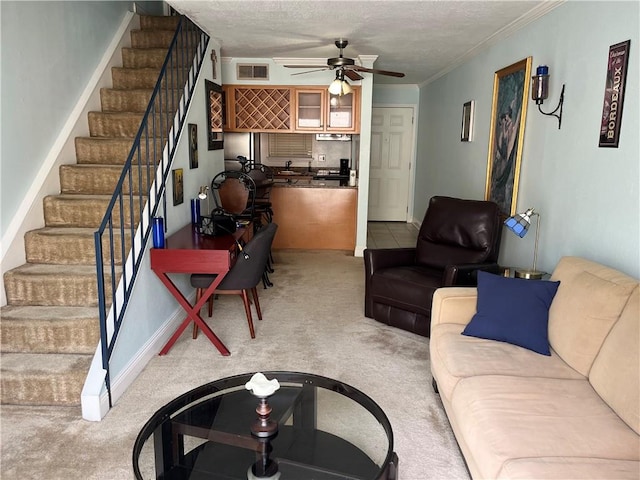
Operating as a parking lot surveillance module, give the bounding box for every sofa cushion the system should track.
[431,323,584,401]
[498,457,640,479]
[549,258,637,376]
[461,271,560,355]
[450,375,640,479]
[589,287,640,435]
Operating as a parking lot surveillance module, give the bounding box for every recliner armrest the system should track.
[364,247,417,274]
[443,262,502,286]
[363,247,416,318]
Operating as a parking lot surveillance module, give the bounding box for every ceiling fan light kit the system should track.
[328,70,353,96]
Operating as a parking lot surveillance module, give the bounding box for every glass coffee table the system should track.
[133,371,398,479]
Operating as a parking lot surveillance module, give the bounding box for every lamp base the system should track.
[514,269,545,280]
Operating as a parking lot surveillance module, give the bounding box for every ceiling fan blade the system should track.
[351,66,405,78]
[284,65,328,69]
[343,69,363,81]
[289,68,330,76]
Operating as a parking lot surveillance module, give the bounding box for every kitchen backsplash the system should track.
[223,132,360,171]
[260,134,358,170]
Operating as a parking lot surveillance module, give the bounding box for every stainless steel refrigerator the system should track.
[224,132,261,170]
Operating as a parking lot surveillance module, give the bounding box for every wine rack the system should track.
[228,87,292,132]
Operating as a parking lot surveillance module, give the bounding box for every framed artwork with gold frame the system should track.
[172,168,183,206]
[485,57,532,217]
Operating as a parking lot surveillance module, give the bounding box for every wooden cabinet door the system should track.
[327,87,360,133]
[294,88,325,131]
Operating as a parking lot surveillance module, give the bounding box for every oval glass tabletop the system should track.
[133,371,397,479]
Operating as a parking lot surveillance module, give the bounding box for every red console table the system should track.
[150,224,249,356]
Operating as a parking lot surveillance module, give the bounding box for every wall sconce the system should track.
[504,207,544,280]
[328,69,352,96]
[531,65,565,129]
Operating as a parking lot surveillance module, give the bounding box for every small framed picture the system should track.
[461,100,475,142]
[172,168,183,206]
[188,124,198,169]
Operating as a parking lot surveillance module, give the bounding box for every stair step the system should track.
[122,47,194,68]
[100,88,153,112]
[43,193,144,228]
[111,66,188,89]
[0,353,92,406]
[44,194,142,228]
[131,29,177,49]
[75,137,133,164]
[88,111,145,137]
[112,67,161,89]
[140,14,181,31]
[3,263,119,307]
[88,110,177,138]
[0,306,99,354]
[60,164,150,195]
[75,137,166,165]
[25,227,129,265]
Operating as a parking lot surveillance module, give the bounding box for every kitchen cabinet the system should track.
[223,86,293,132]
[293,87,360,133]
[223,85,360,134]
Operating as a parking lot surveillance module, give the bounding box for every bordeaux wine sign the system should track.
[599,40,631,148]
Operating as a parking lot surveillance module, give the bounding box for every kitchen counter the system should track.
[272,179,355,188]
[270,183,357,250]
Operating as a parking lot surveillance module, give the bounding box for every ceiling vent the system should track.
[237,63,269,80]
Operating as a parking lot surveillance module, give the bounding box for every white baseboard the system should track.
[81,302,187,421]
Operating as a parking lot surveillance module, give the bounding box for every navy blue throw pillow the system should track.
[462,271,560,355]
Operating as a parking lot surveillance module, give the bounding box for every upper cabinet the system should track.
[224,86,293,132]
[293,87,360,133]
[223,85,360,134]
[294,89,325,131]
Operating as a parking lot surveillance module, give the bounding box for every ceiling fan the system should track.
[284,39,405,81]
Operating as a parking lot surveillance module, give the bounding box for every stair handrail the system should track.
[94,16,209,406]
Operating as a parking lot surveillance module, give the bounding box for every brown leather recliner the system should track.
[364,196,503,337]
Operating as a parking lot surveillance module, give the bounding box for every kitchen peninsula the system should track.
[270,174,357,250]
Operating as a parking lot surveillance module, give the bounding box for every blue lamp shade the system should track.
[503,207,544,279]
[504,208,535,238]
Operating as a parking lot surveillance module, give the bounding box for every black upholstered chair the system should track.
[364,196,503,337]
[191,222,278,339]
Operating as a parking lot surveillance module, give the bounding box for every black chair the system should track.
[190,222,278,339]
[364,196,503,337]
[244,163,275,225]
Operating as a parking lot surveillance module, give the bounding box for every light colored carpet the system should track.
[1,250,469,479]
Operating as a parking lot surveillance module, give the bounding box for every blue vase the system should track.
[152,217,165,248]
[190,198,201,225]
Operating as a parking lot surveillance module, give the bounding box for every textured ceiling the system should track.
[168,0,561,85]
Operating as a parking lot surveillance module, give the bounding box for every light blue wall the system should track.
[416,1,639,278]
[0,1,135,236]
[373,84,420,105]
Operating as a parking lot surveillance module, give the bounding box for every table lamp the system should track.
[504,207,544,280]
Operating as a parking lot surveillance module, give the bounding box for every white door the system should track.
[368,107,414,221]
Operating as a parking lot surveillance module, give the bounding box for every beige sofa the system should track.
[430,256,639,479]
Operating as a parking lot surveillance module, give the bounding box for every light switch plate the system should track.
[318,154,326,162]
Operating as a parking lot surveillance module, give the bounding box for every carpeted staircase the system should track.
[0,15,182,407]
